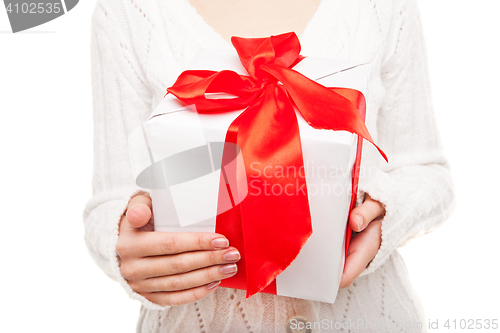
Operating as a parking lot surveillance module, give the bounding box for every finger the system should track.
[339,219,382,288]
[141,281,221,307]
[350,194,385,232]
[130,263,238,293]
[119,232,230,258]
[131,247,241,280]
[126,194,152,229]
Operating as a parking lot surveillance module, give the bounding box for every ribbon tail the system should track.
[217,84,313,297]
[262,65,388,162]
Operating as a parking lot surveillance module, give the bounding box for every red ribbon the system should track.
[167,32,387,298]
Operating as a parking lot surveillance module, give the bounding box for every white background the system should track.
[0,1,499,332]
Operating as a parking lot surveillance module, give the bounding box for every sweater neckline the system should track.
[177,0,328,49]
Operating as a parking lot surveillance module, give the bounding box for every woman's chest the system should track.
[186,0,323,43]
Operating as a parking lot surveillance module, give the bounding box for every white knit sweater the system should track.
[84,0,455,332]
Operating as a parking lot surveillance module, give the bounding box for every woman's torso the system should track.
[127,0,426,331]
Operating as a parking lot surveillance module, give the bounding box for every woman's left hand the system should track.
[339,194,386,288]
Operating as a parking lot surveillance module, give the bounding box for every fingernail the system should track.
[355,215,363,230]
[206,281,221,290]
[220,263,237,275]
[126,206,139,219]
[223,250,240,262]
[212,238,229,249]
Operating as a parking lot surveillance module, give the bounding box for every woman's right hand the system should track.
[116,194,240,306]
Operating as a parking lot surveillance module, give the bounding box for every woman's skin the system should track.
[188,0,323,43]
[118,194,385,306]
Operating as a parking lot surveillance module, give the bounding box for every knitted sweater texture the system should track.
[84,0,455,332]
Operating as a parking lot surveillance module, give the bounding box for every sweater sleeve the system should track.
[358,0,455,276]
[83,0,169,311]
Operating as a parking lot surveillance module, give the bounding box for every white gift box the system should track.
[129,48,371,303]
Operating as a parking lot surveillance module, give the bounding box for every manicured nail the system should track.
[355,215,363,230]
[223,250,240,262]
[212,238,229,249]
[206,281,221,290]
[126,206,140,219]
[220,263,238,275]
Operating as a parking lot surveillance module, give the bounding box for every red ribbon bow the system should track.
[167,32,387,298]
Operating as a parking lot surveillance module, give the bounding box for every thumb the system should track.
[349,194,385,232]
[125,194,152,229]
